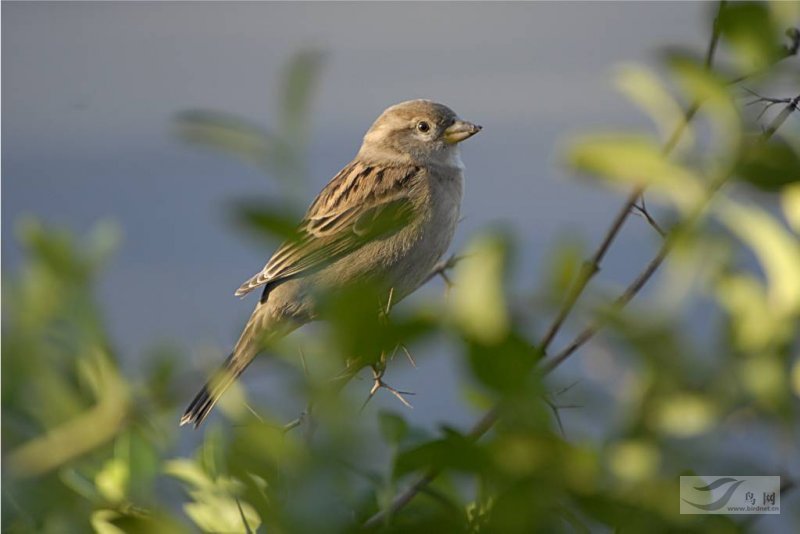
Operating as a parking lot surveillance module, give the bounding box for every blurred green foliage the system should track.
[3,4,800,533]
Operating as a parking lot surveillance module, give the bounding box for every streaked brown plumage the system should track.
[181,100,481,427]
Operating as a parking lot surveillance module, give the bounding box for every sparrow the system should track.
[181,99,481,427]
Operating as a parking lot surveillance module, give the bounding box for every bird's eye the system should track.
[416,121,431,133]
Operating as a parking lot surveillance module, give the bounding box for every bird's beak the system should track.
[443,120,482,144]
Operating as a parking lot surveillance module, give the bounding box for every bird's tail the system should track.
[180,307,275,428]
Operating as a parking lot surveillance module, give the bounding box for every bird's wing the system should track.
[234,162,422,297]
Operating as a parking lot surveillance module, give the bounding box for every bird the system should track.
[180,99,481,428]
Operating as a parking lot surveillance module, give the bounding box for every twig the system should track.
[235,498,254,534]
[539,185,644,351]
[632,197,666,237]
[744,87,799,121]
[538,3,726,353]
[543,92,799,373]
[421,254,461,287]
[763,94,799,138]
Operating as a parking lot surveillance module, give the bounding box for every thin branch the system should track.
[763,93,799,139]
[542,91,798,381]
[235,498,254,534]
[539,2,728,353]
[744,87,799,121]
[421,253,461,287]
[632,197,667,237]
[539,185,643,350]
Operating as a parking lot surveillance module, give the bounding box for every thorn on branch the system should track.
[400,344,417,368]
[423,253,462,288]
[360,356,415,411]
[384,287,395,317]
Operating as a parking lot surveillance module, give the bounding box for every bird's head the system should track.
[358,99,481,166]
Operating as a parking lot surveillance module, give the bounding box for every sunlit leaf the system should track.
[165,459,262,533]
[95,457,129,503]
[164,460,215,491]
[607,440,660,483]
[615,64,693,148]
[667,54,741,163]
[739,356,787,407]
[717,199,800,316]
[649,393,716,437]
[781,182,800,233]
[568,135,704,210]
[716,273,785,351]
[449,233,510,344]
[184,497,260,534]
[91,510,127,534]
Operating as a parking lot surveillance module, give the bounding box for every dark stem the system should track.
[538,2,727,353]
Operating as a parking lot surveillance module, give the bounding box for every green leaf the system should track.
[95,458,129,504]
[718,2,783,72]
[449,233,511,344]
[667,54,741,163]
[393,432,487,479]
[164,459,214,491]
[378,411,409,445]
[735,136,800,192]
[165,459,262,533]
[717,199,800,316]
[782,183,800,234]
[184,496,261,534]
[91,510,126,534]
[615,64,692,148]
[174,109,283,172]
[279,49,325,145]
[467,333,541,395]
[230,200,303,241]
[567,135,704,210]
